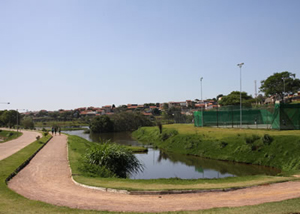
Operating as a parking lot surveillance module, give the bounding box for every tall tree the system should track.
[219,91,254,106]
[260,71,300,101]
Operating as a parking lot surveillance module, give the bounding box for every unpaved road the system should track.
[0,129,41,161]
[8,134,300,212]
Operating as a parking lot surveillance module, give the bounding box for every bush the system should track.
[43,132,48,136]
[81,143,144,178]
[6,132,13,137]
[83,129,90,134]
[262,134,273,145]
[219,141,228,149]
[245,134,260,144]
[36,136,40,140]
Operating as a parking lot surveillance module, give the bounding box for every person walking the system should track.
[51,127,54,135]
[58,127,61,135]
[54,127,57,135]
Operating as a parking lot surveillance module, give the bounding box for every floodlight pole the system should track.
[200,77,204,127]
[237,63,244,128]
[200,77,203,102]
[283,77,287,103]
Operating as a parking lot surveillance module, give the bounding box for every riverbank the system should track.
[68,135,296,191]
[132,124,300,174]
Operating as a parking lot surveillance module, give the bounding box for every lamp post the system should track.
[16,109,27,132]
[200,77,204,127]
[200,77,203,103]
[237,63,244,128]
[282,77,288,103]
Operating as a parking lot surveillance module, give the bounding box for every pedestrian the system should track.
[54,127,57,135]
[51,127,54,135]
[59,127,61,135]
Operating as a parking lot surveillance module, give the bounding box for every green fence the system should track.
[194,104,300,130]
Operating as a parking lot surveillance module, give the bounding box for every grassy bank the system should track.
[132,124,300,173]
[0,129,22,143]
[68,135,295,191]
[1,134,300,213]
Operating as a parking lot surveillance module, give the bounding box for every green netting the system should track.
[194,104,300,130]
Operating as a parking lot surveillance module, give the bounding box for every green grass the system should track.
[68,135,296,191]
[132,124,300,173]
[0,130,22,143]
[1,132,300,213]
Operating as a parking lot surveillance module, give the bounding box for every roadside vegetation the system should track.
[0,131,300,213]
[132,124,300,173]
[0,130,22,143]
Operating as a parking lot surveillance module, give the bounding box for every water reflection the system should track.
[63,130,280,179]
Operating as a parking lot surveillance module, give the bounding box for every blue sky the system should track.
[1,0,300,111]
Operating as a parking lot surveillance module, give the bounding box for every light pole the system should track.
[200,77,204,127]
[237,63,244,128]
[282,77,288,103]
[200,77,203,103]
[16,109,27,132]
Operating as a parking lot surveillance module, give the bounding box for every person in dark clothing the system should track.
[54,127,57,135]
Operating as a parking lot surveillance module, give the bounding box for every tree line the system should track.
[0,110,34,129]
[89,112,153,133]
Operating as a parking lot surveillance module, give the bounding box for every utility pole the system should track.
[237,63,244,128]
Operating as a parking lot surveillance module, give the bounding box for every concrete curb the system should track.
[5,135,53,184]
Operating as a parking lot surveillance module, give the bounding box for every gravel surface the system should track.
[0,129,42,161]
[8,134,300,212]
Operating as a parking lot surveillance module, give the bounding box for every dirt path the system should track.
[8,134,300,212]
[0,129,42,161]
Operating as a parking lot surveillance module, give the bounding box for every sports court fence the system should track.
[194,104,300,130]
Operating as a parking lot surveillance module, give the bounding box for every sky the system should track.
[1,0,300,111]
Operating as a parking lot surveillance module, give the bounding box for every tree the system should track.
[260,71,300,101]
[219,91,254,107]
[89,115,114,133]
[216,94,223,101]
[152,108,161,116]
[22,116,34,129]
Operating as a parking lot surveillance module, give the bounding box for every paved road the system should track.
[0,129,42,161]
[8,134,300,212]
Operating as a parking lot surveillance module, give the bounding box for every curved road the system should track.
[0,129,42,161]
[8,134,300,212]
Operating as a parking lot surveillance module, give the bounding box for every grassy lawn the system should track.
[0,131,300,213]
[0,129,22,143]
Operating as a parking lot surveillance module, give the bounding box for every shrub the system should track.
[83,129,90,134]
[6,132,13,137]
[262,134,273,145]
[36,136,40,140]
[245,134,260,144]
[81,143,144,178]
[219,141,228,149]
[43,132,48,136]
